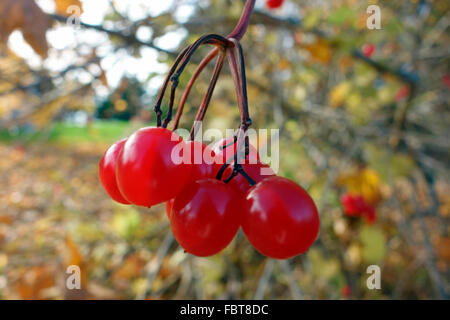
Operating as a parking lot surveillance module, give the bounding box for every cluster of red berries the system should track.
[99,126,320,259]
[266,0,284,10]
[340,193,376,224]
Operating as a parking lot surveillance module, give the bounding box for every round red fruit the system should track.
[165,141,217,219]
[225,162,275,197]
[266,0,284,10]
[170,179,241,257]
[116,127,191,207]
[185,141,218,182]
[242,176,319,259]
[213,137,259,165]
[99,138,130,204]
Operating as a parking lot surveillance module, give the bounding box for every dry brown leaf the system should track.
[0,214,13,224]
[113,253,145,281]
[435,237,450,262]
[0,0,51,58]
[99,70,108,87]
[15,265,56,299]
[54,0,83,16]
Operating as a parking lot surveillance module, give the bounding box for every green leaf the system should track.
[359,226,386,264]
[390,153,415,177]
[111,209,141,240]
[303,9,321,30]
[326,7,355,26]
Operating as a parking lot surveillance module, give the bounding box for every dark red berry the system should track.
[266,0,284,10]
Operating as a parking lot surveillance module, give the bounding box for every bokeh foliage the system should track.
[0,0,448,299]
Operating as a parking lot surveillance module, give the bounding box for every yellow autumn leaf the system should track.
[278,58,291,70]
[301,37,333,65]
[54,0,83,16]
[337,167,382,205]
[338,55,354,72]
[329,81,351,108]
[114,99,128,112]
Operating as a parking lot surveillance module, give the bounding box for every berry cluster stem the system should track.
[190,49,227,140]
[172,48,219,130]
[153,1,257,186]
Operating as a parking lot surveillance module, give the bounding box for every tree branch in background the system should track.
[48,13,177,56]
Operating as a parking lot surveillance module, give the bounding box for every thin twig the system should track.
[137,232,174,300]
[254,259,275,299]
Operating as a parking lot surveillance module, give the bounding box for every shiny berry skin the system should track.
[116,127,192,207]
[266,0,284,9]
[242,176,319,259]
[98,138,130,205]
[213,137,259,165]
[170,179,241,257]
[225,162,275,197]
[185,141,218,182]
[165,141,217,219]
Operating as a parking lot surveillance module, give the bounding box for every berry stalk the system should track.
[172,48,219,130]
[227,0,256,41]
[189,50,227,140]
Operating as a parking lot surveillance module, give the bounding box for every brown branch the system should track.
[48,13,177,56]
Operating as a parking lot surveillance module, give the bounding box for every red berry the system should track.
[341,285,351,298]
[364,206,376,224]
[170,179,241,257]
[185,141,218,182]
[116,127,192,207]
[266,0,284,9]
[340,193,377,224]
[224,162,275,197]
[362,44,375,58]
[242,176,319,259]
[165,141,217,219]
[340,194,365,217]
[99,138,130,204]
[213,137,260,165]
